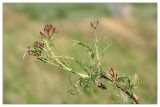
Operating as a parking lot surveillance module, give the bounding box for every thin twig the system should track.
[101,74,140,104]
[51,55,75,60]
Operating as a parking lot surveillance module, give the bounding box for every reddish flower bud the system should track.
[91,22,95,29]
[40,24,57,39]
[39,43,44,49]
[53,27,56,33]
[27,50,36,56]
[28,46,30,49]
[33,41,38,48]
[40,31,45,37]
[27,50,32,55]
[90,20,99,29]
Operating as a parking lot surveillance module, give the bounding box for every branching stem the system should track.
[43,39,72,71]
[101,74,140,104]
[26,23,140,104]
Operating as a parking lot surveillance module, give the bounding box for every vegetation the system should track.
[23,21,140,104]
[3,3,157,104]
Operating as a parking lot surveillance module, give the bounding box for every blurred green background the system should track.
[3,3,157,104]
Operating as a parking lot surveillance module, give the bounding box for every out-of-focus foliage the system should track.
[3,3,157,104]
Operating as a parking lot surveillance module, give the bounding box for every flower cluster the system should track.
[40,24,57,39]
[27,41,44,57]
[90,20,99,29]
[25,24,57,63]
[24,22,140,104]
[109,68,118,81]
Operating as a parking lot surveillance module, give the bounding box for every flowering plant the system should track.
[24,21,140,104]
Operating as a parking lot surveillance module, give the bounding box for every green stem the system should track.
[43,39,90,78]
[94,30,101,67]
[45,60,59,67]
[43,39,72,71]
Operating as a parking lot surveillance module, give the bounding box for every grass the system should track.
[3,3,157,104]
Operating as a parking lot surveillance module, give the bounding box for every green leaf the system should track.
[79,78,93,95]
[99,37,112,57]
[88,50,95,60]
[37,58,47,63]
[61,60,73,70]
[22,50,27,59]
[72,40,92,51]
[67,88,76,95]
[75,59,90,76]
[68,72,73,86]
[117,76,128,82]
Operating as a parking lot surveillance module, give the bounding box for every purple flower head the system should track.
[40,24,57,39]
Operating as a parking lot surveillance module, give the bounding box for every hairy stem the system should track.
[115,83,140,104]
[101,74,140,104]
